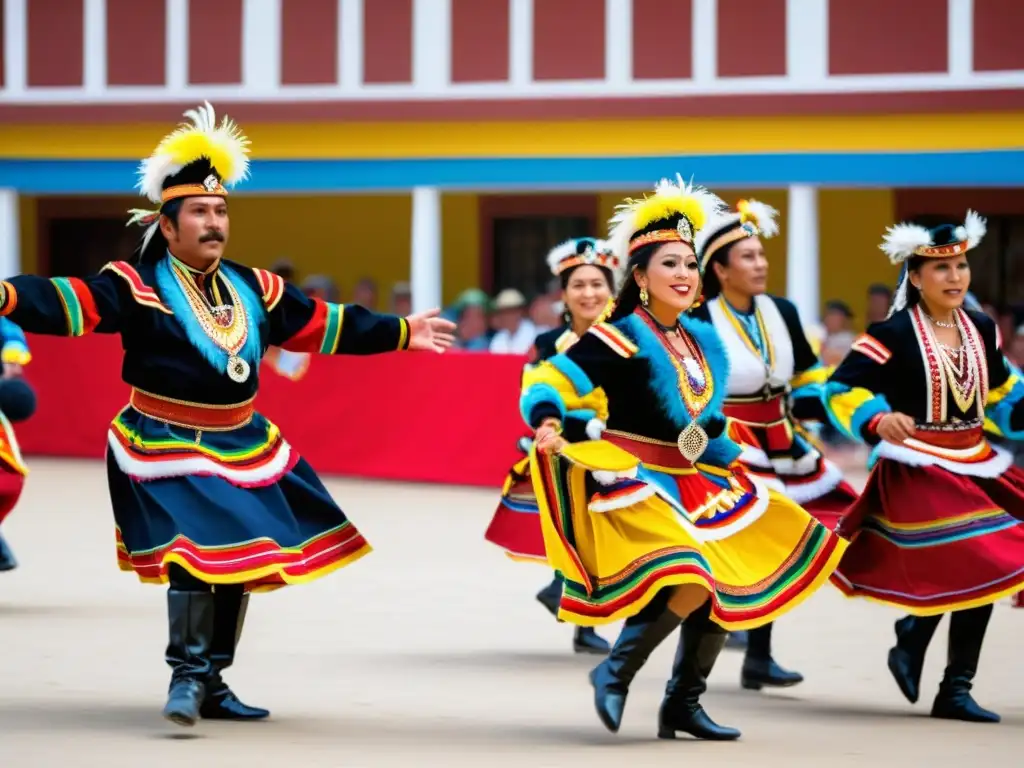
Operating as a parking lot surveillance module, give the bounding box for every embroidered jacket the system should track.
[826,306,1024,447]
[0,257,410,406]
[521,309,740,469]
[691,294,828,420]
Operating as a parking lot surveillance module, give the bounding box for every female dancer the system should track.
[692,200,859,690]
[522,177,847,740]
[486,238,622,654]
[825,211,1024,723]
[0,317,35,571]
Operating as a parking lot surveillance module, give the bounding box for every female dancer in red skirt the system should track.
[485,238,623,654]
[825,210,1024,723]
[692,199,858,690]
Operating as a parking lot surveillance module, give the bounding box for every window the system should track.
[491,215,590,296]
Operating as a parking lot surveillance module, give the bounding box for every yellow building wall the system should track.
[600,188,896,326]
[226,193,479,306]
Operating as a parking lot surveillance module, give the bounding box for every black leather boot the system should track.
[741,622,803,690]
[931,605,1000,723]
[0,533,16,572]
[536,574,563,619]
[163,589,215,727]
[573,627,610,655]
[887,613,941,703]
[658,613,741,741]
[199,586,270,720]
[589,592,682,733]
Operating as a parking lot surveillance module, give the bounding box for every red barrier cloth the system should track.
[16,334,529,487]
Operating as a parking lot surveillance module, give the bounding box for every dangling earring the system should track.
[563,309,572,324]
[639,286,649,307]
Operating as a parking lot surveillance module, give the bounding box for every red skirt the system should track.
[484,457,547,564]
[832,459,1024,615]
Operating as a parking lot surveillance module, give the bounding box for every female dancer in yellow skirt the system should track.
[522,176,848,740]
[485,237,623,654]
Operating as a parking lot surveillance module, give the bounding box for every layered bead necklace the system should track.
[922,309,979,414]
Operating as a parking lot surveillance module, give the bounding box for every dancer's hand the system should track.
[875,412,915,444]
[535,419,567,454]
[406,308,456,353]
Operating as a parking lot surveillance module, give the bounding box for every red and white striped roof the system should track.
[1,0,1023,119]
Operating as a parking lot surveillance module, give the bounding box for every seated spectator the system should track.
[528,293,559,334]
[301,274,341,303]
[454,293,492,352]
[391,282,412,316]
[270,258,297,283]
[820,299,855,366]
[865,283,892,325]
[352,277,378,309]
[489,289,536,354]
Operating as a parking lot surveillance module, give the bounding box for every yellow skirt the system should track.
[530,441,848,631]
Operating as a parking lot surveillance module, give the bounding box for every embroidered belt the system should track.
[603,430,695,471]
[723,394,786,426]
[908,425,984,451]
[129,388,255,431]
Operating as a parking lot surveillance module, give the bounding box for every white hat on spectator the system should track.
[493,288,527,311]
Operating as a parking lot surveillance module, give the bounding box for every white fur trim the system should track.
[591,466,638,485]
[738,443,772,469]
[585,418,606,440]
[107,429,293,486]
[589,482,657,512]
[776,459,846,504]
[874,440,1012,479]
[546,239,583,275]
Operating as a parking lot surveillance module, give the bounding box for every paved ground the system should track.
[0,459,1020,767]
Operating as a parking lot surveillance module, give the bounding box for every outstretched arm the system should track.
[257,271,453,355]
[0,269,127,337]
[823,328,896,445]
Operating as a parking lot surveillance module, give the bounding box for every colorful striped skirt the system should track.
[484,456,548,564]
[831,454,1024,615]
[106,404,371,591]
[531,434,848,630]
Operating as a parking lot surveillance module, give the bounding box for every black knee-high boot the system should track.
[741,621,804,689]
[536,573,563,618]
[931,604,1000,723]
[163,581,215,726]
[199,585,270,720]
[590,590,683,733]
[658,605,741,741]
[887,613,942,703]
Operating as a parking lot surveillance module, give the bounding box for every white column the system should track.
[509,0,533,87]
[0,190,21,279]
[338,0,364,90]
[605,0,631,85]
[785,0,828,85]
[242,0,282,92]
[2,0,27,95]
[691,0,717,83]
[786,184,820,326]
[413,0,451,91]
[165,0,189,91]
[410,187,442,313]
[948,0,973,80]
[83,0,107,93]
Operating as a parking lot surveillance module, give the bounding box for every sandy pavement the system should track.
[0,459,1020,767]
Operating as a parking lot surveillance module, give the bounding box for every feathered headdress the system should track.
[546,237,625,286]
[695,198,779,272]
[127,102,251,255]
[883,210,987,317]
[608,175,725,267]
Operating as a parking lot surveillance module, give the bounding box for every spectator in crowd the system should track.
[391,282,413,316]
[301,274,341,303]
[820,299,856,366]
[865,283,892,325]
[528,293,559,335]
[270,258,297,283]
[489,288,536,354]
[451,289,492,351]
[1009,326,1024,368]
[352,277,378,309]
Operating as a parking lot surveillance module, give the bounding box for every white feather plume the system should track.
[879,222,933,265]
[136,101,251,204]
[963,209,987,249]
[741,199,780,238]
[607,174,725,264]
[546,239,585,276]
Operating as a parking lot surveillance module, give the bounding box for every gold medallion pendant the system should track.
[227,356,251,383]
[677,421,709,463]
